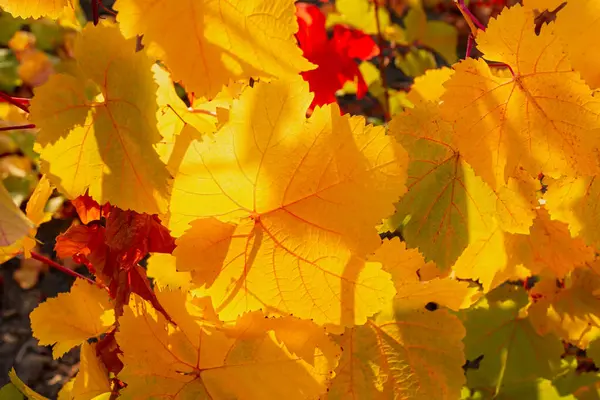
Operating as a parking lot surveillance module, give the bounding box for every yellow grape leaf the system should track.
[69,342,111,400]
[146,253,193,291]
[30,23,170,214]
[543,176,600,250]
[22,174,54,257]
[174,218,396,329]
[395,48,437,78]
[404,7,458,64]
[0,182,32,246]
[0,0,73,19]
[387,99,537,272]
[453,227,531,292]
[153,65,244,174]
[461,285,564,395]
[8,369,48,400]
[512,208,595,278]
[528,268,600,347]
[328,308,465,399]
[406,67,454,105]
[115,0,314,99]
[552,0,600,89]
[441,4,600,190]
[154,65,216,142]
[30,278,115,359]
[371,238,479,311]
[169,77,406,326]
[116,290,340,399]
[327,0,390,35]
[0,175,53,259]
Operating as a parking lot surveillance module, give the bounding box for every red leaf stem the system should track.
[30,251,108,290]
[0,124,36,132]
[0,92,30,113]
[457,0,486,31]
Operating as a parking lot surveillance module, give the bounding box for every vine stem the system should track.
[465,34,474,59]
[373,0,390,121]
[30,251,108,290]
[0,124,36,132]
[0,92,30,113]
[456,0,486,32]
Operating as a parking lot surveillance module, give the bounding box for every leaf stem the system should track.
[465,34,474,59]
[456,0,486,31]
[0,124,36,132]
[0,92,30,113]
[373,0,390,121]
[30,251,108,290]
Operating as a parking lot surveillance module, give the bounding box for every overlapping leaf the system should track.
[328,308,465,399]
[528,267,600,347]
[441,4,600,190]
[30,278,115,358]
[116,290,340,399]
[544,176,600,250]
[0,182,32,247]
[170,77,406,326]
[30,23,170,214]
[387,71,538,277]
[461,285,564,396]
[115,0,314,99]
[0,0,73,19]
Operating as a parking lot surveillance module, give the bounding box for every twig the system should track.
[0,124,36,132]
[465,34,474,59]
[373,0,390,121]
[30,251,108,290]
[456,0,486,31]
[0,92,30,113]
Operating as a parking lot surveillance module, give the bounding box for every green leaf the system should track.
[460,285,565,396]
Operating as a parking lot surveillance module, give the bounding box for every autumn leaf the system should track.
[0,182,32,247]
[68,342,112,400]
[512,208,595,278]
[404,6,458,64]
[30,278,115,359]
[114,0,314,99]
[0,0,73,19]
[371,238,479,311]
[441,4,600,190]
[528,268,600,347]
[551,0,600,89]
[461,285,564,395]
[543,176,600,250]
[328,308,465,399]
[70,193,104,225]
[406,67,454,105]
[327,0,390,35]
[387,93,538,273]
[296,3,379,109]
[30,23,170,214]
[116,290,340,399]
[170,77,406,326]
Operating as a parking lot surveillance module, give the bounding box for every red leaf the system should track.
[95,330,123,375]
[295,3,379,110]
[71,193,107,224]
[55,207,176,316]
